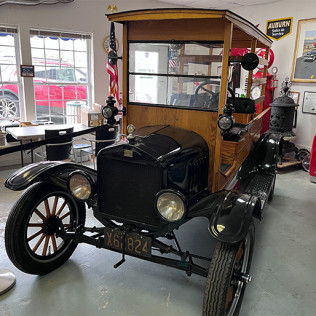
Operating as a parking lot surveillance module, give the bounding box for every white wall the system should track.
[233,0,316,150]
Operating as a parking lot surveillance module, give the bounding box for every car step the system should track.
[246,174,275,208]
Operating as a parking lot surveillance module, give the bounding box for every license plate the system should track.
[104,227,152,258]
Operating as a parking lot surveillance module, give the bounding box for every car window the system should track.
[75,68,86,82]
[34,69,46,79]
[56,68,75,82]
[0,64,17,82]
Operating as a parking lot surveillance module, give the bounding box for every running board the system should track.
[246,174,274,209]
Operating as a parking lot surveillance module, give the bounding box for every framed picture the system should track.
[291,18,316,82]
[302,91,316,114]
[288,91,300,104]
[20,65,34,77]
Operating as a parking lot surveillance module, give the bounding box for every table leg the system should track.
[30,139,34,163]
[19,140,24,167]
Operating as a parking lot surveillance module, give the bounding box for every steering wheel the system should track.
[194,81,235,109]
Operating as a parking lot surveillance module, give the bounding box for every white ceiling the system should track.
[158,0,279,9]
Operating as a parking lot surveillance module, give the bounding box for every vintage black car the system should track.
[304,47,316,61]
[4,9,279,316]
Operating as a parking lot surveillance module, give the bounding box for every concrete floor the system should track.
[0,164,315,316]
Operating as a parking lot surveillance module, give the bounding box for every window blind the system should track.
[0,26,18,34]
[30,29,91,40]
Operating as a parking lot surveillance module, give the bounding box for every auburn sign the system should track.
[266,17,293,40]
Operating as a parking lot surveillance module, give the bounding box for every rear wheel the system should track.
[203,222,255,316]
[5,182,86,275]
[296,148,310,162]
[302,154,310,172]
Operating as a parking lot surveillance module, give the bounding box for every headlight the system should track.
[217,114,235,132]
[102,106,114,119]
[156,190,186,222]
[68,171,94,201]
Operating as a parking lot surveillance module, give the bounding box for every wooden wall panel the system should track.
[218,116,263,190]
[128,19,225,41]
[127,104,218,189]
[234,113,253,124]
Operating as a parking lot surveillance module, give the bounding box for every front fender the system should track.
[188,191,260,244]
[250,132,281,174]
[5,161,97,191]
[209,192,260,244]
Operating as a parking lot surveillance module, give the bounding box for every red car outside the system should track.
[0,58,87,123]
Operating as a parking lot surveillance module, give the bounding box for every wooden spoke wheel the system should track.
[203,221,255,316]
[5,182,85,275]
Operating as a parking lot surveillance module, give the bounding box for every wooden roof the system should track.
[107,8,272,48]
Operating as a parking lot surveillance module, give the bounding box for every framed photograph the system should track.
[302,91,316,114]
[291,18,316,82]
[288,91,300,104]
[20,65,34,77]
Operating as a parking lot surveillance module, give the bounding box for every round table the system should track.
[0,269,16,296]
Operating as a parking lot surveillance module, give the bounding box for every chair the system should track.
[77,125,118,169]
[34,127,74,161]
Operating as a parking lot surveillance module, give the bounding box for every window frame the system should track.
[128,40,224,112]
[30,28,93,124]
[0,25,23,121]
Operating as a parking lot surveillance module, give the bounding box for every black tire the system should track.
[296,148,310,162]
[5,182,86,275]
[302,154,310,172]
[0,94,19,118]
[203,222,255,316]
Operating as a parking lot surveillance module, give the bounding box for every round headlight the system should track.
[102,106,113,119]
[218,114,234,131]
[156,191,186,222]
[68,172,93,201]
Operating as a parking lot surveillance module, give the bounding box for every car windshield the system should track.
[128,41,225,110]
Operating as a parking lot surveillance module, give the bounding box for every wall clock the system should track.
[103,36,119,54]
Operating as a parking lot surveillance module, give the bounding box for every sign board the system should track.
[266,17,293,40]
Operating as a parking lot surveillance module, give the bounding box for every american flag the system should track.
[106,22,121,108]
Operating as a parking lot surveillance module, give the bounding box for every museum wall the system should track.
[233,0,316,150]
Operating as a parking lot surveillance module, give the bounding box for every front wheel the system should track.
[203,222,255,316]
[5,182,86,275]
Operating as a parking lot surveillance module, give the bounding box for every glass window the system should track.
[30,30,91,124]
[128,42,223,110]
[0,27,22,120]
